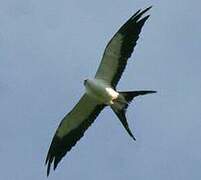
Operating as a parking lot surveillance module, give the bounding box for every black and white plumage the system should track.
[45,6,156,176]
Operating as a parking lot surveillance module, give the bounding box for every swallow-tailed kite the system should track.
[45,6,156,176]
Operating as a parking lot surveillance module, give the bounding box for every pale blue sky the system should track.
[0,0,201,179]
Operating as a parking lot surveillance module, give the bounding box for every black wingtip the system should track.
[46,153,54,177]
[53,158,59,171]
[146,5,153,11]
[45,155,49,165]
[47,161,51,177]
[133,6,152,20]
[45,150,51,176]
[141,6,153,14]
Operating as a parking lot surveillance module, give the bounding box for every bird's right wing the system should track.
[45,94,105,176]
[95,7,151,88]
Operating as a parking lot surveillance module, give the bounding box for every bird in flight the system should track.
[45,6,156,176]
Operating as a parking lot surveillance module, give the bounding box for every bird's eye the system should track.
[84,79,87,85]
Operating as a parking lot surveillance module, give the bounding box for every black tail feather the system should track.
[111,90,156,140]
[119,90,156,103]
[111,107,136,141]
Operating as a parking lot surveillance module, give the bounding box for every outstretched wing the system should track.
[95,6,152,88]
[45,94,105,176]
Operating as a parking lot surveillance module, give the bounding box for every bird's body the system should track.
[45,6,156,176]
[84,79,120,105]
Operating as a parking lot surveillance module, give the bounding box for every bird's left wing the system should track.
[45,94,105,176]
[95,6,151,88]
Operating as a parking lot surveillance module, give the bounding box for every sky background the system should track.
[0,0,201,179]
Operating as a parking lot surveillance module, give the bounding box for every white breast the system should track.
[85,79,119,105]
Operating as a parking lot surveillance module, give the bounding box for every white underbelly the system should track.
[85,79,119,105]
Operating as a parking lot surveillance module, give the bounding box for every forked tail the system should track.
[111,90,156,140]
